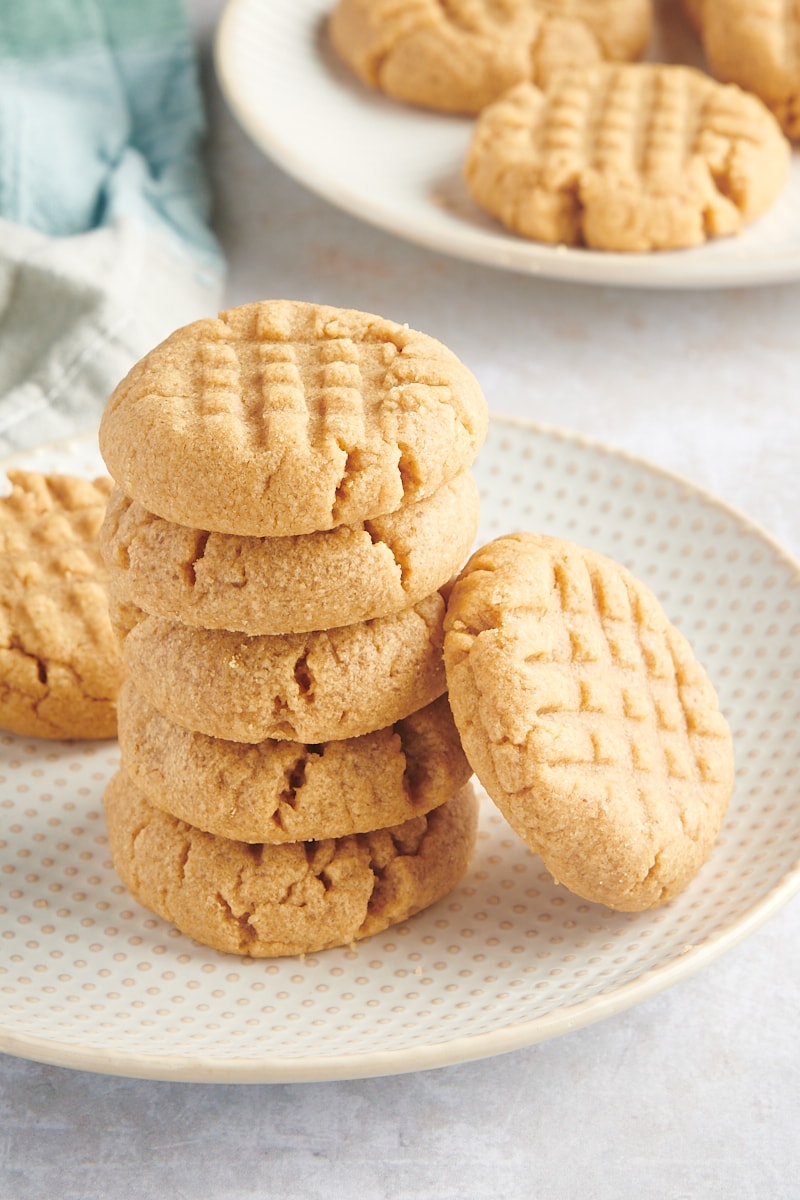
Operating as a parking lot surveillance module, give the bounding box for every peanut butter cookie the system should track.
[115,590,448,744]
[443,532,735,911]
[104,771,479,957]
[330,0,652,113]
[100,471,479,634]
[99,300,488,537]
[464,64,790,251]
[694,0,800,138]
[0,471,122,740]
[117,680,471,842]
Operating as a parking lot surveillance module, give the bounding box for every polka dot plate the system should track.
[1,419,799,1082]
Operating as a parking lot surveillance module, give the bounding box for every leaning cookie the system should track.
[443,532,735,912]
[99,300,487,537]
[695,0,800,139]
[464,64,790,251]
[330,0,652,114]
[101,471,479,635]
[114,590,448,744]
[104,771,479,957]
[0,471,123,740]
[117,680,471,842]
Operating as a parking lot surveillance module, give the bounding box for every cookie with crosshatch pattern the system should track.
[98,300,488,537]
[103,770,479,957]
[0,470,122,740]
[464,63,790,251]
[329,0,652,114]
[443,532,735,911]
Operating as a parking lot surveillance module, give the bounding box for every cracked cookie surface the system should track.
[117,680,472,842]
[98,300,488,537]
[103,771,479,957]
[443,532,734,911]
[330,0,652,113]
[115,590,448,743]
[100,471,479,634]
[464,64,790,251]
[0,471,123,739]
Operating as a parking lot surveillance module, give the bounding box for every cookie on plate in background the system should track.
[688,0,800,139]
[329,0,653,114]
[464,63,791,251]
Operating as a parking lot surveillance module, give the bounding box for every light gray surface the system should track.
[2,3,799,1196]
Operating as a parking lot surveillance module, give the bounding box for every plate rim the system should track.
[2,417,799,1083]
[213,0,800,291]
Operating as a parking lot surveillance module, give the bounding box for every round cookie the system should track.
[443,532,735,912]
[464,65,790,252]
[98,300,488,537]
[117,680,472,842]
[330,0,652,114]
[103,771,479,957]
[696,0,800,139]
[0,471,123,740]
[115,590,448,743]
[100,471,480,635]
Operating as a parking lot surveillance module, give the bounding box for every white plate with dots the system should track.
[1,417,799,1081]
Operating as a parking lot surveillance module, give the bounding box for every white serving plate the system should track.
[214,0,800,289]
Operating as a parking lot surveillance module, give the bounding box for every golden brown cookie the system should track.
[329,0,652,114]
[103,770,479,957]
[99,300,488,537]
[0,471,122,740]
[443,532,735,912]
[115,590,448,743]
[695,0,800,139]
[117,679,472,842]
[464,64,791,251]
[680,0,703,34]
[100,471,479,635]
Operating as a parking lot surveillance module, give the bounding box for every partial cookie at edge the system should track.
[0,471,122,740]
[329,0,652,114]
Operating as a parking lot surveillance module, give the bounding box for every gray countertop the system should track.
[2,3,798,1196]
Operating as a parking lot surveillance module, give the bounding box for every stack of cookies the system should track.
[97,299,489,957]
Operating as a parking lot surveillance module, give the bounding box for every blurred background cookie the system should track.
[689,0,800,139]
[464,63,790,250]
[330,0,653,113]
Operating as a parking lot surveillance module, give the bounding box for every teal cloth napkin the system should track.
[0,0,225,454]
